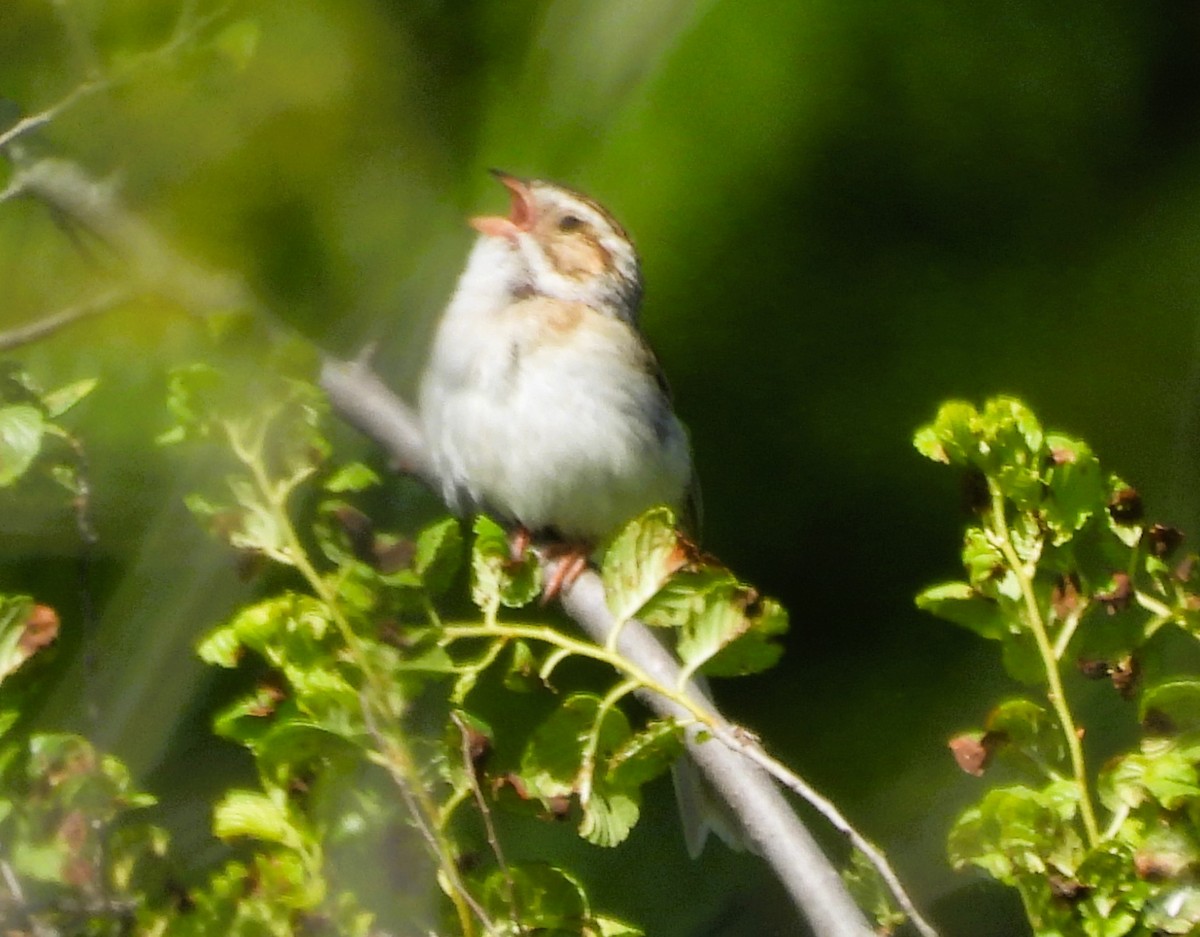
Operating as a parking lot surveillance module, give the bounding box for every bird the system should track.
[419,171,738,856]
[418,170,695,595]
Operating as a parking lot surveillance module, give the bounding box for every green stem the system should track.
[989,484,1100,847]
[230,423,481,937]
[441,622,713,729]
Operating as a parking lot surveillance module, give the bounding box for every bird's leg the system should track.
[508,525,532,562]
[540,542,591,603]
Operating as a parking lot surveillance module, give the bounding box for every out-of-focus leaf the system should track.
[1141,680,1200,735]
[214,18,260,71]
[0,596,53,683]
[413,516,463,596]
[213,790,302,850]
[0,404,44,485]
[985,698,1067,775]
[41,378,98,419]
[322,462,379,493]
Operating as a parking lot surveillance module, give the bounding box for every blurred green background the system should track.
[3,1,1200,933]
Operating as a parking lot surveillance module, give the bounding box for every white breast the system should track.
[419,239,691,540]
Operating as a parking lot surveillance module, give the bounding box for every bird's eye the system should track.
[558,214,583,232]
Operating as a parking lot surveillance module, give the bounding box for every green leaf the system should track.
[913,400,980,465]
[520,694,613,800]
[504,640,539,692]
[601,507,686,624]
[915,582,1007,640]
[985,698,1067,775]
[1043,434,1106,545]
[580,786,640,848]
[704,594,788,677]
[41,378,98,419]
[638,566,739,630]
[413,516,464,595]
[322,462,380,493]
[0,594,38,682]
[471,515,541,610]
[606,719,685,789]
[479,864,591,933]
[0,405,44,486]
[841,850,907,934]
[1100,745,1200,811]
[1142,680,1200,735]
[948,784,1083,883]
[213,790,302,850]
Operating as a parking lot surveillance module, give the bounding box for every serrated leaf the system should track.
[606,719,685,789]
[504,640,539,692]
[580,786,640,847]
[520,694,615,800]
[601,507,686,624]
[414,516,463,596]
[703,595,788,677]
[1043,434,1106,545]
[947,784,1081,882]
[0,405,44,486]
[1101,747,1200,811]
[471,515,540,610]
[40,378,98,419]
[322,462,380,493]
[479,864,590,932]
[637,566,739,632]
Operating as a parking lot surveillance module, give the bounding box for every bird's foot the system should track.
[508,525,532,562]
[539,542,591,603]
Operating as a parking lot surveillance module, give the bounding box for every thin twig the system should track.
[451,711,519,930]
[0,3,232,153]
[363,695,492,937]
[0,287,130,352]
[707,727,941,937]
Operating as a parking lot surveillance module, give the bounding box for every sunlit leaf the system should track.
[915,582,1007,640]
[1042,435,1106,545]
[213,790,302,850]
[41,378,98,419]
[322,462,380,493]
[601,507,687,624]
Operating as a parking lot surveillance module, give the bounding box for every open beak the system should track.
[469,169,535,239]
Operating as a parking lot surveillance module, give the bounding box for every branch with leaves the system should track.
[916,397,1200,935]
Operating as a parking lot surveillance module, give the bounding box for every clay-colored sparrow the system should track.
[419,171,694,591]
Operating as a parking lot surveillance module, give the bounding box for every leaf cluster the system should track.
[159,364,791,934]
[917,397,1200,935]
